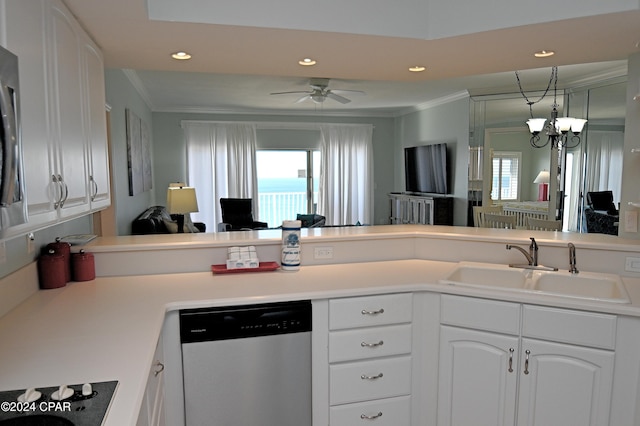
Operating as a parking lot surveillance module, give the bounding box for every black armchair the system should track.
[585,191,619,235]
[218,198,268,231]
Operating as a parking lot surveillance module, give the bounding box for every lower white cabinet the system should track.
[314,293,414,425]
[438,295,615,426]
[137,336,166,426]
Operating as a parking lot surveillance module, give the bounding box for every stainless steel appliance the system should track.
[180,300,312,426]
[0,380,118,425]
[0,44,27,232]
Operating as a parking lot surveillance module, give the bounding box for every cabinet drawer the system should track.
[522,305,616,349]
[440,295,520,335]
[330,324,412,362]
[330,293,412,330]
[330,395,411,426]
[330,356,411,405]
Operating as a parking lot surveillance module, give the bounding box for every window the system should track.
[256,150,320,226]
[491,151,521,201]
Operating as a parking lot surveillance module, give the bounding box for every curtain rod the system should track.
[180,120,374,130]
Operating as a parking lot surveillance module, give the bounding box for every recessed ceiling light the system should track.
[171,51,192,60]
[534,50,555,58]
[409,66,426,72]
[298,58,317,66]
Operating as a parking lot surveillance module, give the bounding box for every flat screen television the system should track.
[404,143,449,194]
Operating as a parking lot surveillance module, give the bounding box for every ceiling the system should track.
[63,0,640,116]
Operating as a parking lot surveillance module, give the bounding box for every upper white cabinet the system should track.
[81,34,111,211]
[0,0,110,234]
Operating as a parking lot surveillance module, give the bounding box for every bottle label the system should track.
[282,227,301,269]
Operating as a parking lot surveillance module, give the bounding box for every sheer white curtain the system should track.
[318,124,374,225]
[184,121,258,230]
[584,131,624,203]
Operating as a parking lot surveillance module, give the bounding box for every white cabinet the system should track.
[315,293,414,426]
[0,0,110,233]
[137,335,166,426]
[81,33,111,210]
[438,295,616,426]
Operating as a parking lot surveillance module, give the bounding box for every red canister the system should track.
[38,249,67,289]
[46,238,71,282]
[72,250,95,281]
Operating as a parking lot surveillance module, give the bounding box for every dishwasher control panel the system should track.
[179,300,312,343]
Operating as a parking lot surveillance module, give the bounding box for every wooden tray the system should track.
[211,261,280,274]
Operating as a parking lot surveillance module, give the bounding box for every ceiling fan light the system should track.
[310,94,325,103]
[526,118,546,134]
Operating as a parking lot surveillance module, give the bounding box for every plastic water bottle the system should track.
[281,220,301,271]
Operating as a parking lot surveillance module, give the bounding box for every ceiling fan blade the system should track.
[270,90,312,95]
[326,91,351,104]
[330,89,366,95]
[295,94,311,103]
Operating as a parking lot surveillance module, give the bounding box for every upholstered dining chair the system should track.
[483,213,517,229]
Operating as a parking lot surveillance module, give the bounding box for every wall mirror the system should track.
[469,77,627,234]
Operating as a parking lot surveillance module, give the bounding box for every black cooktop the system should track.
[0,381,117,426]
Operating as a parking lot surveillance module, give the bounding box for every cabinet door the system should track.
[517,338,614,426]
[438,326,518,426]
[47,1,90,219]
[4,0,60,226]
[81,37,110,211]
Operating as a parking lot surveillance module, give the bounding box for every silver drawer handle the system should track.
[361,340,384,348]
[361,412,383,420]
[361,373,384,380]
[361,308,385,315]
[524,350,531,375]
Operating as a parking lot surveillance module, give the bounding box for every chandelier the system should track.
[515,66,587,149]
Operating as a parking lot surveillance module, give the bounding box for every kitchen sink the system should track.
[440,262,631,303]
[440,262,530,290]
[530,270,630,303]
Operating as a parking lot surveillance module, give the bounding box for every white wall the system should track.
[104,69,155,235]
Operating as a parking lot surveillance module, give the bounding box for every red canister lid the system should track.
[72,250,95,282]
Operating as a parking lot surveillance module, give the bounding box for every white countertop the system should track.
[2,225,640,425]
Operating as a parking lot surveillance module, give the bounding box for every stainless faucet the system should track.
[506,237,558,271]
[568,243,579,274]
[506,237,538,266]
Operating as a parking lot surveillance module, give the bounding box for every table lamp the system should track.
[534,170,550,201]
[167,185,199,233]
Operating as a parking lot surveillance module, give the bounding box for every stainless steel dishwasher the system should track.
[180,300,312,426]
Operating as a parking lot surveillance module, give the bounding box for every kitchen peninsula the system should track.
[1,225,640,425]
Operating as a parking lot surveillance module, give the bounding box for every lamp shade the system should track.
[526,118,547,134]
[167,186,199,214]
[533,170,550,184]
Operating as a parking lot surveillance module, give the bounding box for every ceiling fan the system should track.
[270,78,365,104]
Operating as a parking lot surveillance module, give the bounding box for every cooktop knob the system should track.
[82,383,93,396]
[51,384,74,401]
[17,388,41,402]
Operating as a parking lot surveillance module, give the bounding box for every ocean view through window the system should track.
[256,150,320,227]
